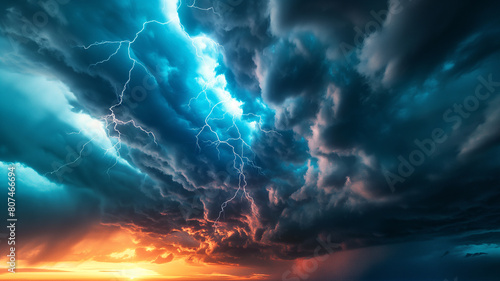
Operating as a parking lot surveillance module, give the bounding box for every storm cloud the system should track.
[1,0,499,280]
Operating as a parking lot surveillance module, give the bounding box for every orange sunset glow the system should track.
[0,223,275,280]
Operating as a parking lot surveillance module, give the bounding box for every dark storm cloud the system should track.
[357,0,500,88]
[269,0,387,47]
[259,0,500,265]
[1,0,500,278]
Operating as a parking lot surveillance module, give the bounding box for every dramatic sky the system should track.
[1,0,500,280]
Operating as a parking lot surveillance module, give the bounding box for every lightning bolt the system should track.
[187,0,221,17]
[75,18,176,174]
[47,19,167,176]
[45,137,95,176]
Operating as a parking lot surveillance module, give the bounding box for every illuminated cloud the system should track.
[1,0,500,280]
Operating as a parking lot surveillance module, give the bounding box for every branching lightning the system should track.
[182,0,280,228]
[78,20,174,174]
[192,97,280,228]
[47,19,170,176]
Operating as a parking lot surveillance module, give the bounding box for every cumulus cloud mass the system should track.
[0,0,499,280]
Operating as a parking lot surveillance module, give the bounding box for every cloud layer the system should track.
[1,0,500,279]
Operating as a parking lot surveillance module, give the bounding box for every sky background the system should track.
[0,0,500,280]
